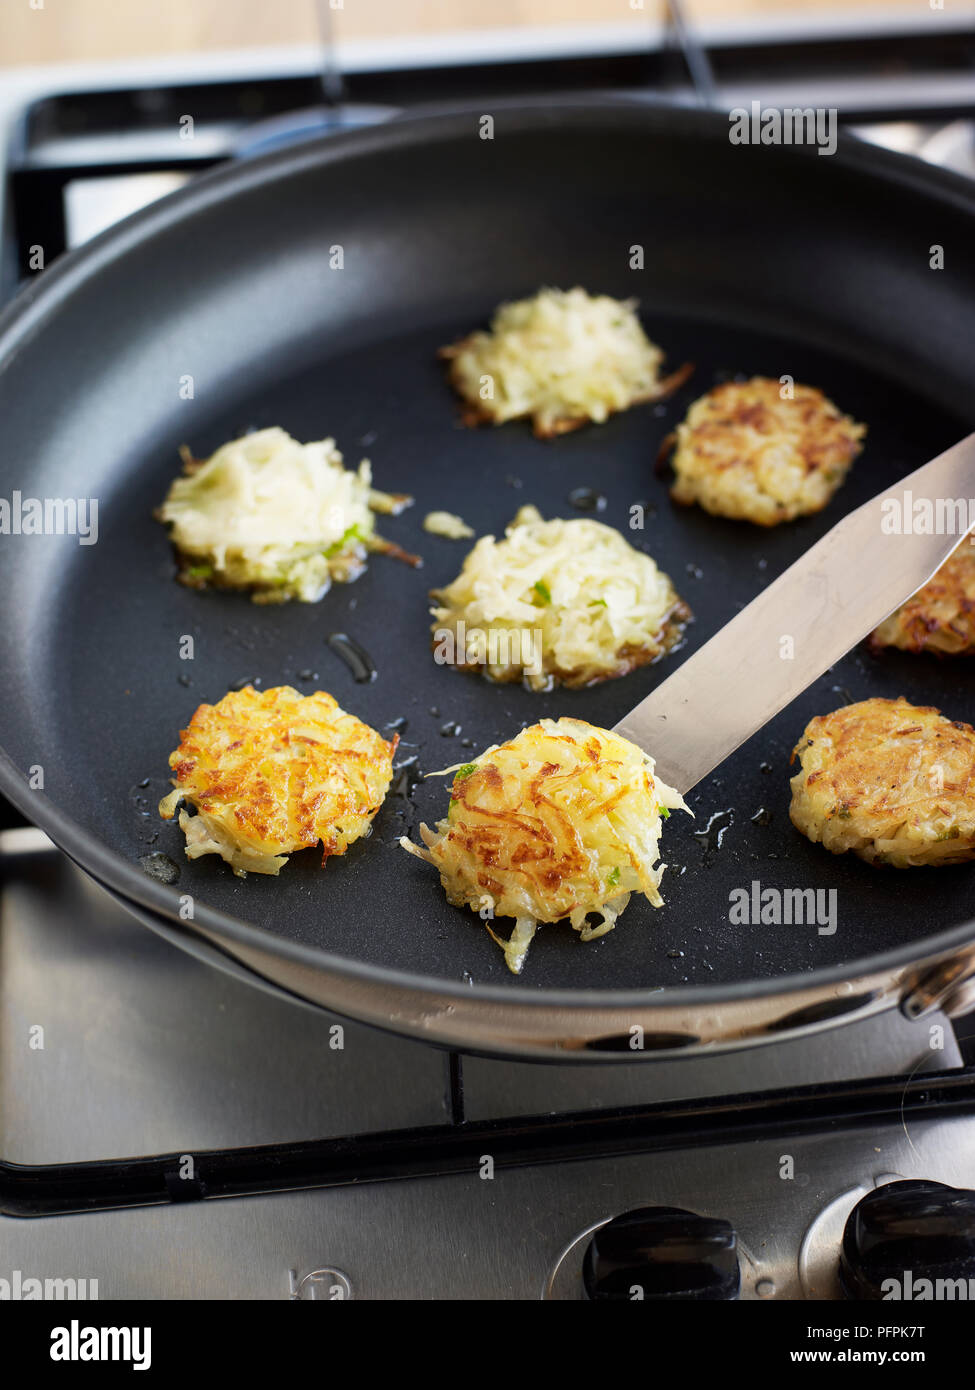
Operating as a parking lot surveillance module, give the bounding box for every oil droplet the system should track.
[231,675,262,691]
[391,753,419,787]
[327,633,377,683]
[440,721,461,737]
[686,562,704,579]
[297,669,320,682]
[759,761,773,775]
[139,851,180,884]
[751,807,772,827]
[385,716,408,734]
[388,753,423,839]
[567,487,607,513]
[693,809,734,853]
[831,684,856,705]
[129,782,155,815]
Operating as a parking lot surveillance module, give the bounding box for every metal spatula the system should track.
[615,432,975,793]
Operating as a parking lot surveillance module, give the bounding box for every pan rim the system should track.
[1,97,975,1014]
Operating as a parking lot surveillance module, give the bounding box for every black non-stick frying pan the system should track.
[2,101,974,1060]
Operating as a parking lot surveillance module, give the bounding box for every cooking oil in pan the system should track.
[327,632,377,683]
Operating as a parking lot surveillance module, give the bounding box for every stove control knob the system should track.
[582,1206,740,1300]
[839,1179,975,1300]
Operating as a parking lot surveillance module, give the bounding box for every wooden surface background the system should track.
[0,0,941,69]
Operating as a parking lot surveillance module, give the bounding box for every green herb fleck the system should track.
[186,562,213,580]
[936,826,960,842]
[454,763,478,782]
[658,804,671,819]
[589,598,608,609]
[325,524,365,558]
[606,867,621,887]
[532,580,552,605]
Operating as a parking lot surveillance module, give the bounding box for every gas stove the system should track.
[2,826,974,1301]
[3,6,975,290]
[3,14,975,1307]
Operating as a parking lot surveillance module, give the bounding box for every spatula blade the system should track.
[615,432,975,794]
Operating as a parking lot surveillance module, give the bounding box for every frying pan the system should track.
[1,101,975,1062]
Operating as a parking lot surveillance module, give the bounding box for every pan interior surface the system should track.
[1,107,974,1002]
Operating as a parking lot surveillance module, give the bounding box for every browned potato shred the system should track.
[666,377,864,525]
[789,696,975,867]
[400,717,687,973]
[870,539,975,655]
[159,685,396,876]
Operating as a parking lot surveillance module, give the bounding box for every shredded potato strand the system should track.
[790,696,975,867]
[157,427,411,603]
[400,717,687,973]
[441,287,674,437]
[161,685,396,877]
[668,378,864,525]
[431,505,688,690]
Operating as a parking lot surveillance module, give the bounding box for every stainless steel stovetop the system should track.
[3,827,973,1300]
